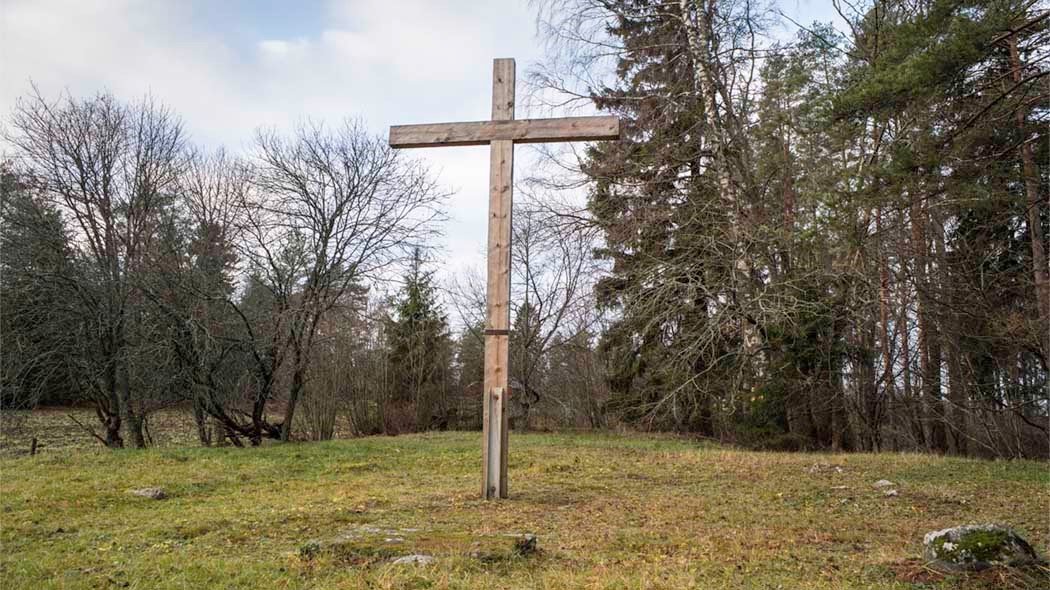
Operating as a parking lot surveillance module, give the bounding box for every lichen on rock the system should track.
[923,524,1042,572]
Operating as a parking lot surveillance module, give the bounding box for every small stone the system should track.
[129,488,166,500]
[873,480,894,488]
[384,537,404,543]
[391,554,434,565]
[884,489,899,497]
[298,540,322,560]
[808,463,844,474]
[923,524,1042,572]
[514,534,538,556]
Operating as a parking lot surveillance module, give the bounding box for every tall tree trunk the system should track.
[858,325,880,452]
[100,345,124,448]
[876,206,893,450]
[1008,35,1050,365]
[97,398,123,449]
[899,280,919,451]
[946,336,968,455]
[781,137,795,275]
[281,361,305,442]
[932,213,965,454]
[927,208,947,453]
[119,355,146,449]
[927,278,946,452]
[911,191,934,451]
[193,396,212,446]
[678,0,760,378]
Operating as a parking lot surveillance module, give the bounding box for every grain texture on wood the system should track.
[388,116,620,148]
[481,58,514,500]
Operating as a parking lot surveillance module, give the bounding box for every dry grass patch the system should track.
[1,430,1046,589]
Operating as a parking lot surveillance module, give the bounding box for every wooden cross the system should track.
[389,58,620,499]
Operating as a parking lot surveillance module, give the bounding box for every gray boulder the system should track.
[923,524,1042,571]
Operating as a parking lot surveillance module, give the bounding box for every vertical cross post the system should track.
[388,57,619,500]
[482,58,514,499]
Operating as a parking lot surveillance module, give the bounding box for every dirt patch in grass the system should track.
[889,558,1050,589]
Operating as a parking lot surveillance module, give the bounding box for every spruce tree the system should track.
[387,248,453,430]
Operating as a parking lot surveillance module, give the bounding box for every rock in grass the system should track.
[129,488,166,500]
[923,524,1042,571]
[514,534,538,556]
[391,554,434,565]
[807,463,844,474]
[299,540,322,560]
[873,479,894,488]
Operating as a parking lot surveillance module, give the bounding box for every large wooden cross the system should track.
[389,58,620,499]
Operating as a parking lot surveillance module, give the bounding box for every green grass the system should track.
[1,430,1047,589]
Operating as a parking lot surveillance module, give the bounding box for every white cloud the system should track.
[258,39,312,60]
[0,0,580,303]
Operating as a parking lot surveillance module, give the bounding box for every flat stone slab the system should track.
[300,526,539,564]
[391,554,434,565]
[807,463,844,474]
[129,488,166,500]
[334,525,417,541]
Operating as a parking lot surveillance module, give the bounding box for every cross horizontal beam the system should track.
[389,116,620,149]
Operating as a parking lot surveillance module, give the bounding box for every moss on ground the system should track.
[1,428,1047,589]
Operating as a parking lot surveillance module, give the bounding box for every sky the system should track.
[0,0,841,287]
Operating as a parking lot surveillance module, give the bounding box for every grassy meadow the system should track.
[1,420,1047,589]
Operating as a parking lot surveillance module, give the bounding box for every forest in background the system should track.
[2,0,1047,458]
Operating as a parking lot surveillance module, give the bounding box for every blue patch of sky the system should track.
[181,0,332,54]
[176,0,846,53]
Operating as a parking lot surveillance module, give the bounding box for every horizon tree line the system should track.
[2,0,1047,458]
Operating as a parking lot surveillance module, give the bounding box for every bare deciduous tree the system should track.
[7,88,186,447]
[238,120,446,441]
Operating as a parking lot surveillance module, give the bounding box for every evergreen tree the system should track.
[387,248,453,429]
[453,322,485,429]
[537,0,1046,455]
[583,1,723,433]
[0,165,82,408]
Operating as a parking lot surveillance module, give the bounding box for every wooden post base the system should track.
[482,387,507,499]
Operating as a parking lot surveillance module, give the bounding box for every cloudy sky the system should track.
[1,0,839,284]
